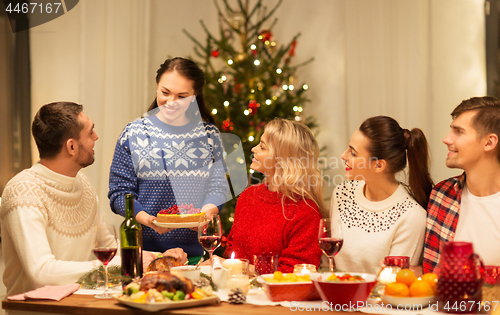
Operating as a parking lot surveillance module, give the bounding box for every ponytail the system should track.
[405,128,433,209]
[360,116,434,209]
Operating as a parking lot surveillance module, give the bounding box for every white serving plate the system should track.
[113,294,219,312]
[152,220,205,228]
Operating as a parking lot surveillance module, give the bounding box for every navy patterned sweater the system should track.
[108,114,228,257]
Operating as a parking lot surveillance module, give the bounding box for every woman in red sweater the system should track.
[224,118,326,273]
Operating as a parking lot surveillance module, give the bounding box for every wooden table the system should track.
[3,294,341,314]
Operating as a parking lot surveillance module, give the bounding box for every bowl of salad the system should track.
[311,272,377,306]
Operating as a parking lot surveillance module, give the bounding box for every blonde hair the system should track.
[263,118,327,217]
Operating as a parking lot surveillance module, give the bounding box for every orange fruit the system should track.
[420,273,438,293]
[385,282,410,297]
[409,279,434,297]
[396,269,416,286]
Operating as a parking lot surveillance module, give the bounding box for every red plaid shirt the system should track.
[423,173,465,273]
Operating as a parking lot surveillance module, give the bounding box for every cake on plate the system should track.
[156,204,205,223]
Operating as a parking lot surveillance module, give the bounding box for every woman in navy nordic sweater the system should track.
[108,58,228,264]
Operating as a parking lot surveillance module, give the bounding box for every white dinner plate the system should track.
[113,294,219,312]
[152,220,205,228]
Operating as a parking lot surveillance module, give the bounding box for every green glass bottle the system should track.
[120,194,143,279]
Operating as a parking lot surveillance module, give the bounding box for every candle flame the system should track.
[231,252,235,259]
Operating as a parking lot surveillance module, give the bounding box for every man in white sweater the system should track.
[0,102,186,296]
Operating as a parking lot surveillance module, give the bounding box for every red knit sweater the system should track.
[225,184,323,273]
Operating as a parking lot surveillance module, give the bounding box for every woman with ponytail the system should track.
[330,116,433,274]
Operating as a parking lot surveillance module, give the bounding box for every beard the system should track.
[76,142,95,168]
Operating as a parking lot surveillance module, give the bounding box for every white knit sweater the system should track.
[330,180,426,275]
[0,163,116,296]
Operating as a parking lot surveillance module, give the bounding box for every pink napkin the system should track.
[8,283,81,301]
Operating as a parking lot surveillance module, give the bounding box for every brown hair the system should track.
[451,96,500,162]
[147,57,215,124]
[31,102,83,159]
[359,116,433,209]
[263,118,327,217]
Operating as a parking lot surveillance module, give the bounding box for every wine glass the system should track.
[93,224,118,299]
[318,218,343,272]
[198,215,222,269]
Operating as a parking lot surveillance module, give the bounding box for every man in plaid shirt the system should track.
[423,96,500,273]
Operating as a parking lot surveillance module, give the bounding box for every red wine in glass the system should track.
[199,235,221,252]
[318,218,343,272]
[93,248,117,265]
[319,238,343,257]
[93,224,118,299]
[198,215,222,269]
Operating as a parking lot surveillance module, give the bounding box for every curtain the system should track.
[29,0,486,218]
[30,0,152,225]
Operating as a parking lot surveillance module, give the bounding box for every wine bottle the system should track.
[120,194,143,280]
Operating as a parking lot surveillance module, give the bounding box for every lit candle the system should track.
[222,252,243,275]
[378,266,398,284]
[226,274,250,295]
[293,264,316,274]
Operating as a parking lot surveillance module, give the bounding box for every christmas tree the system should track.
[184,0,317,233]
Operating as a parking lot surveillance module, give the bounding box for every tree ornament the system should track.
[227,11,245,30]
[222,119,234,131]
[248,100,260,115]
[233,83,243,94]
[258,29,272,42]
[288,40,297,57]
[235,52,247,62]
[228,288,246,304]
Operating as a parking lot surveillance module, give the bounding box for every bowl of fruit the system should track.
[312,272,377,306]
[257,272,321,302]
[380,269,437,309]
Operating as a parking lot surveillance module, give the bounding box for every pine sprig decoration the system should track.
[77,265,131,289]
[200,272,218,291]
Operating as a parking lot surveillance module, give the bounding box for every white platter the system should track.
[113,294,219,312]
[379,289,436,309]
[152,220,205,228]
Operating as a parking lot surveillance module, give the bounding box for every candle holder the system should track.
[240,259,250,275]
[293,264,317,274]
[226,274,250,295]
[222,252,244,275]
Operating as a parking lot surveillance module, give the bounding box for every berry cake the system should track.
[156,204,205,223]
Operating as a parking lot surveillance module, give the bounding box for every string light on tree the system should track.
[224,101,230,107]
[212,109,218,115]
